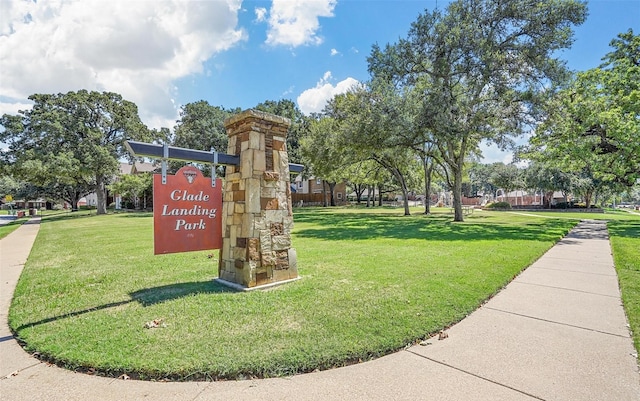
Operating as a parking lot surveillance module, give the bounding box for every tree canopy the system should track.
[172,101,236,154]
[367,0,587,220]
[0,90,156,213]
[526,29,640,187]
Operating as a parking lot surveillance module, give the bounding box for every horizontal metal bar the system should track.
[125,140,305,173]
[125,141,239,166]
[288,163,304,173]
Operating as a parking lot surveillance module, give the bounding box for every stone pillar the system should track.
[217,110,298,289]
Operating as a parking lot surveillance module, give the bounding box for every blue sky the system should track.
[1,0,638,162]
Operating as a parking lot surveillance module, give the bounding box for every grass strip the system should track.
[0,218,26,239]
[608,219,640,359]
[9,208,581,380]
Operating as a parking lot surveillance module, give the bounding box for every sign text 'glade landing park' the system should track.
[153,166,222,255]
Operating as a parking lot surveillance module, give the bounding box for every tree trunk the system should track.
[423,157,433,215]
[378,184,383,206]
[390,168,410,216]
[355,183,365,204]
[366,185,372,207]
[452,165,464,222]
[65,190,81,211]
[96,174,107,215]
[329,182,336,206]
[322,180,328,207]
[584,189,593,208]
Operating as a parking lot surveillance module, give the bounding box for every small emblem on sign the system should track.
[183,170,197,184]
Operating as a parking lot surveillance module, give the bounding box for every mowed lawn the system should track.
[0,219,24,239]
[8,208,587,380]
[608,217,640,355]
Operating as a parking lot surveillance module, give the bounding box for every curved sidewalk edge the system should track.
[1,219,639,401]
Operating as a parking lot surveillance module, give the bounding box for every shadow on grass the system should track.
[608,220,640,239]
[40,211,153,223]
[130,280,233,306]
[14,281,232,332]
[40,212,95,223]
[113,212,154,218]
[294,212,574,242]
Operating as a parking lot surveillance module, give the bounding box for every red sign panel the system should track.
[153,166,222,255]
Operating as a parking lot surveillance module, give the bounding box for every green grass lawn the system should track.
[608,219,640,355]
[0,217,26,239]
[9,207,636,380]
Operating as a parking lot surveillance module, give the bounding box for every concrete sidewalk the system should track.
[1,219,639,400]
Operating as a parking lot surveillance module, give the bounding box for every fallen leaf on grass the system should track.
[144,318,167,329]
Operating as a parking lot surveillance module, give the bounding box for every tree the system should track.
[327,84,419,215]
[490,163,524,205]
[109,172,153,209]
[0,175,22,202]
[343,160,383,205]
[173,101,237,152]
[9,151,94,209]
[523,162,578,209]
[368,0,587,221]
[404,83,443,214]
[468,162,498,201]
[527,30,640,187]
[170,101,238,174]
[300,115,347,207]
[0,91,155,213]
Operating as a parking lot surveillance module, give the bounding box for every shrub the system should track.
[553,202,571,209]
[486,201,512,210]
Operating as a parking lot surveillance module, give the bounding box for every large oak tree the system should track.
[368,0,587,221]
[527,30,640,188]
[0,90,155,213]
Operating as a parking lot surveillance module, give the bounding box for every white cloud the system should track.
[254,7,267,22]
[479,142,513,164]
[0,0,246,129]
[264,0,336,47]
[281,85,295,97]
[480,133,531,165]
[0,101,33,117]
[297,71,359,115]
[330,48,339,56]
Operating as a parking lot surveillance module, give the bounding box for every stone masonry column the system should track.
[217,110,298,289]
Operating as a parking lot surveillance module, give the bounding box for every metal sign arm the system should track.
[125,140,304,173]
[125,141,239,166]
[211,148,218,187]
[161,143,168,184]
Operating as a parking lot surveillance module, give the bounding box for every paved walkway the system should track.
[1,218,639,400]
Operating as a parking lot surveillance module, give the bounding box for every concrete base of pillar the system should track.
[214,276,301,292]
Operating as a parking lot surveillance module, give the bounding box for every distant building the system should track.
[291,175,347,206]
[80,162,157,209]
